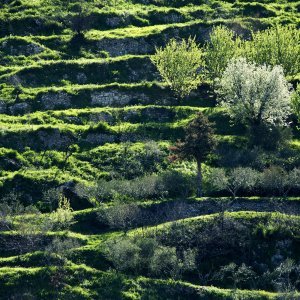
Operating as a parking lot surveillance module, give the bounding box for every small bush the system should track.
[105,238,140,273]
[98,202,141,232]
[158,169,196,198]
[214,263,257,289]
[49,195,74,230]
[105,236,196,279]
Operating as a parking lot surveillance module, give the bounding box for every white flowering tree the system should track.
[217,58,292,130]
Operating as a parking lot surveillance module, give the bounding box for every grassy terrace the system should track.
[0,83,216,115]
[1,0,298,38]
[0,267,287,299]
[0,210,300,298]
[0,106,229,125]
[0,55,157,86]
[0,16,298,65]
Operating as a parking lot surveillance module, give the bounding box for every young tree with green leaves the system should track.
[151,37,204,102]
[170,112,217,197]
[205,25,242,81]
[245,25,300,77]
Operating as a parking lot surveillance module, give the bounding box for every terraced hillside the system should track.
[0,0,300,299]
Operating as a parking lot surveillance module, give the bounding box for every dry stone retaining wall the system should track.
[97,38,153,57]
[90,90,150,107]
[40,92,72,110]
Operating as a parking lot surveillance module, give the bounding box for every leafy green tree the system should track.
[68,0,91,37]
[261,166,300,197]
[170,112,217,197]
[205,25,242,81]
[245,25,300,77]
[217,58,292,146]
[151,37,204,102]
[209,167,259,198]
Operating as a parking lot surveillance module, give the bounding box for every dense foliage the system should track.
[151,37,203,100]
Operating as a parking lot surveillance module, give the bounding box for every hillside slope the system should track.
[0,0,300,299]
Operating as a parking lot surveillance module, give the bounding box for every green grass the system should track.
[128,211,300,237]
[0,264,286,299]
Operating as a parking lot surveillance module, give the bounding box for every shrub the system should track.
[105,238,140,273]
[49,194,74,230]
[214,263,257,289]
[271,259,300,294]
[95,174,167,202]
[248,124,293,151]
[158,169,196,198]
[150,246,179,278]
[45,236,81,265]
[135,237,158,271]
[260,166,287,197]
[150,246,196,279]
[151,246,196,278]
[98,202,141,233]
[104,235,196,279]
[86,141,167,180]
[87,121,111,134]
[41,187,62,212]
[241,3,276,17]
[0,194,39,231]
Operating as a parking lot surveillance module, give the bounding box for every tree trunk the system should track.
[196,160,203,197]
